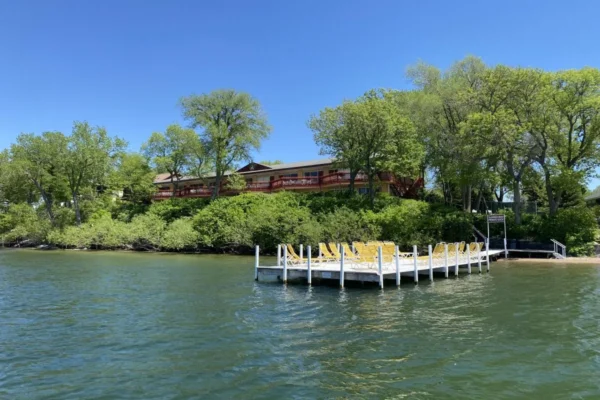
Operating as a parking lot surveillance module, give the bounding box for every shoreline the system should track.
[499,257,600,264]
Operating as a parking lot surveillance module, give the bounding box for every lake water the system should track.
[1,250,599,399]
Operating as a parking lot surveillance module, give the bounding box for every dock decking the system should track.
[254,245,504,288]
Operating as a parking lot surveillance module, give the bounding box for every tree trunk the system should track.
[513,180,522,225]
[543,166,560,216]
[367,174,376,207]
[475,185,484,213]
[33,181,56,226]
[462,185,472,212]
[212,173,221,200]
[348,169,358,194]
[73,192,82,226]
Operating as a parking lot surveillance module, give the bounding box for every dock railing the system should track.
[551,239,567,259]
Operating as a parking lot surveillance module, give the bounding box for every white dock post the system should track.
[277,244,281,267]
[413,245,418,283]
[352,243,355,253]
[486,239,490,272]
[428,244,433,281]
[504,238,508,259]
[477,244,482,273]
[254,245,259,280]
[395,245,401,286]
[454,243,459,276]
[340,249,345,288]
[467,245,471,274]
[283,245,288,283]
[378,246,384,289]
[307,245,312,285]
[299,244,303,263]
[444,244,449,278]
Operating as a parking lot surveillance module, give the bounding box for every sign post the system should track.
[487,214,507,258]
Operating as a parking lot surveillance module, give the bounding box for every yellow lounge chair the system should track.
[318,243,338,262]
[341,243,359,260]
[284,244,303,264]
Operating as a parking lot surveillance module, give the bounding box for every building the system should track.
[152,158,423,200]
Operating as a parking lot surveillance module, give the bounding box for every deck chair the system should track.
[327,242,342,260]
[341,243,359,260]
[353,242,378,268]
[285,244,303,265]
[318,243,338,262]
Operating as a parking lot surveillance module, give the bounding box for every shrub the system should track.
[161,218,199,251]
[319,207,380,243]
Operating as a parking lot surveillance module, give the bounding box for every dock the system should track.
[254,243,505,288]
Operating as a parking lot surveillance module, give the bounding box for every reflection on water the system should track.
[1,250,600,399]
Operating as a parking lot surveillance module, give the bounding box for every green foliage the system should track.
[148,198,209,223]
[319,207,380,243]
[161,218,199,251]
[181,90,271,198]
[0,204,51,244]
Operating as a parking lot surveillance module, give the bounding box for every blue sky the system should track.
[1,0,599,184]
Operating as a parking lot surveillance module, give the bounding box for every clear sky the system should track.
[1,0,599,184]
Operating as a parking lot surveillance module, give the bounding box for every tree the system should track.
[110,153,157,203]
[407,56,491,211]
[63,122,125,225]
[542,68,600,215]
[310,90,423,205]
[180,89,271,199]
[142,124,202,198]
[308,100,364,193]
[9,132,69,225]
[258,160,283,165]
[224,172,247,192]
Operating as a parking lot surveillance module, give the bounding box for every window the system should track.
[328,169,338,174]
[279,173,298,178]
[304,171,320,177]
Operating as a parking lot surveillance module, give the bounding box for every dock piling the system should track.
[444,244,449,278]
[413,245,418,283]
[340,249,345,288]
[254,245,259,280]
[486,239,490,272]
[395,245,401,286]
[454,243,459,276]
[467,245,471,274]
[283,245,288,283]
[428,244,433,281]
[378,246,384,289]
[277,244,281,267]
[307,245,312,284]
[478,244,482,273]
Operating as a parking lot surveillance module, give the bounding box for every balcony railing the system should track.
[152,172,417,200]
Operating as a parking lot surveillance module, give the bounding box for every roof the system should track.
[153,158,336,184]
[585,187,600,201]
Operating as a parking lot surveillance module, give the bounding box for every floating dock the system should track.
[254,244,504,288]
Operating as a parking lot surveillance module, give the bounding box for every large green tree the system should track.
[310,90,423,205]
[109,153,157,203]
[9,132,69,225]
[63,122,125,225]
[308,100,364,193]
[142,124,202,197]
[180,90,271,199]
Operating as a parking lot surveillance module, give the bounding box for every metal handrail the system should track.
[473,226,487,242]
[550,239,567,258]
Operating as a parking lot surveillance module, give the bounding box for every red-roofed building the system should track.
[152,158,422,200]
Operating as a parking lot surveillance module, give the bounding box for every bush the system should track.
[161,218,199,251]
[319,207,380,243]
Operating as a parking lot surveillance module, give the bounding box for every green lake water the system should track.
[1,250,599,399]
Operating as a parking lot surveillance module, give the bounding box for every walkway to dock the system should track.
[254,244,504,288]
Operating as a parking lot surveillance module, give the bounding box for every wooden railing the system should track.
[153,172,418,200]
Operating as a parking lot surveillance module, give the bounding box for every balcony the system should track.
[152,172,420,200]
